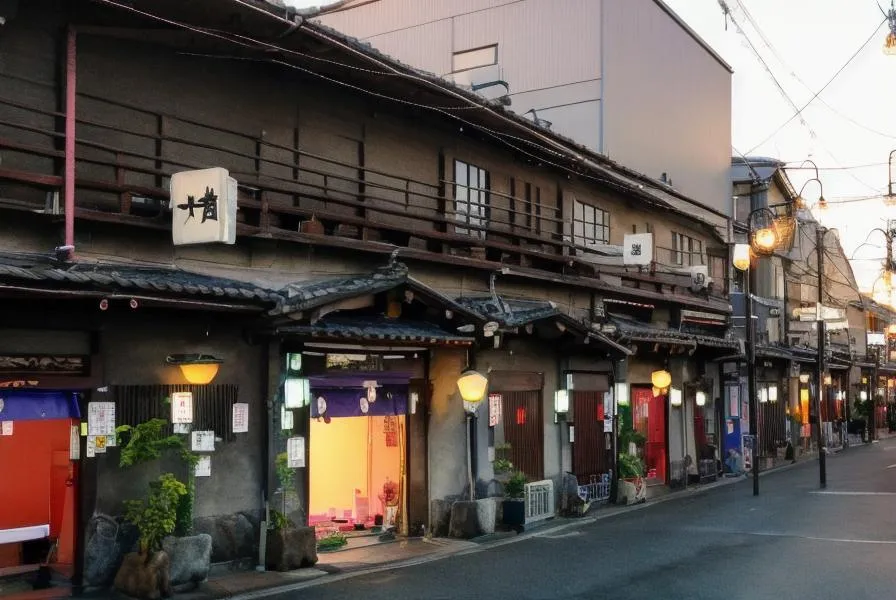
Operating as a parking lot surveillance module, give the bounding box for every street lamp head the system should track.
[753,227,778,253]
[732,243,751,271]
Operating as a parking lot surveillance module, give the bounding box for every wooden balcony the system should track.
[0,85,726,308]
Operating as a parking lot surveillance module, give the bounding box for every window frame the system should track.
[452,44,499,73]
[672,231,705,266]
[453,159,490,238]
[571,199,610,248]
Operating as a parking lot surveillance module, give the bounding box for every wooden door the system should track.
[633,386,667,482]
[501,390,544,480]
[572,391,610,481]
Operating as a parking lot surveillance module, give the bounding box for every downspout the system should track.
[64,27,77,259]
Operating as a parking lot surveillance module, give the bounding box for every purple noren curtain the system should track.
[0,390,81,421]
[309,372,409,418]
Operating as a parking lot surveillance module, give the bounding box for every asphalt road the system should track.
[272,442,896,600]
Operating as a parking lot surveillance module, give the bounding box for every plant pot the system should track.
[113,550,172,600]
[265,526,318,572]
[501,499,525,527]
[161,534,211,591]
[617,477,646,506]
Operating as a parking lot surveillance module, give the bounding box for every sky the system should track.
[283,0,896,296]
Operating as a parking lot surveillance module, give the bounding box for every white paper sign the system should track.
[171,392,194,424]
[94,435,107,454]
[488,394,502,427]
[86,435,96,458]
[232,403,249,434]
[191,430,215,452]
[173,423,191,435]
[195,455,211,477]
[623,233,654,266]
[604,416,613,433]
[1,421,12,436]
[70,425,80,460]
[281,405,294,430]
[287,436,305,468]
[171,167,238,246]
[87,402,116,436]
[106,432,117,447]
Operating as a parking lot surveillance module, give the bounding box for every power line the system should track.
[745,18,887,155]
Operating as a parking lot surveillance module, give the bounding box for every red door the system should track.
[632,386,666,482]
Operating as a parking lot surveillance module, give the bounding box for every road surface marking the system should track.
[810,491,896,495]
[746,531,896,545]
[536,531,582,539]
[886,464,896,469]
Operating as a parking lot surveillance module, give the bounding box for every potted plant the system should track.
[501,471,527,529]
[265,509,318,571]
[113,473,187,600]
[616,453,646,505]
[492,443,514,483]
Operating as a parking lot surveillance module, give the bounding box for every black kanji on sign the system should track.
[178,186,219,224]
[631,243,642,256]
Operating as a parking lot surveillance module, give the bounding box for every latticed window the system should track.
[672,232,704,266]
[572,200,609,247]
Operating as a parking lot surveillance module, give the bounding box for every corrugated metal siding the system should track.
[601,0,731,215]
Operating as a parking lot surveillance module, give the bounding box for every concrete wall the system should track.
[427,347,468,502]
[93,313,265,521]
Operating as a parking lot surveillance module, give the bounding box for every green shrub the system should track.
[124,473,188,555]
[617,453,644,479]
[504,471,527,499]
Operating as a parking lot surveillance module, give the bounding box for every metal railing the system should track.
[577,473,611,504]
[524,479,555,524]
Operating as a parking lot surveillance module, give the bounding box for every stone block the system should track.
[474,498,497,535]
[113,551,172,600]
[83,514,139,588]
[162,534,212,591]
[430,499,453,537]
[449,501,482,539]
[193,513,256,563]
[265,527,318,572]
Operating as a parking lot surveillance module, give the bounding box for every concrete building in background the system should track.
[313,0,733,218]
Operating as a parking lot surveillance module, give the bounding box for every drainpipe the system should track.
[64,27,77,259]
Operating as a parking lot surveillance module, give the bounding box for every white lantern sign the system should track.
[170,167,238,246]
[623,233,653,266]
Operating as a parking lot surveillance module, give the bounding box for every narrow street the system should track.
[273,443,896,600]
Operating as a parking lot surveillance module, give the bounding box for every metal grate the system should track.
[572,390,611,482]
[111,384,240,442]
[500,390,544,480]
[524,479,555,524]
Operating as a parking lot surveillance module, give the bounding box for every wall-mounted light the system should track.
[823,374,832,386]
[695,390,707,407]
[284,377,311,408]
[554,389,569,415]
[615,383,629,407]
[799,373,810,384]
[759,387,768,403]
[860,390,869,401]
[669,387,682,407]
[732,243,751,272]
[457,369,488,404]
[768,385,778,403]
[166,354,223,385]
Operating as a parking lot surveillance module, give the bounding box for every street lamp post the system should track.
[815,226,828,488]
[733,244,760,497]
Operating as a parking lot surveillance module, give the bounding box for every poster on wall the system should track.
[286,436,305,468]
[86,435,96,458]
[603,416,613,433]
[232,403,249,433]
[87,402,116,436]
[0,421,12,436]
[281,405,294,430]
[70,425,80,460]
[171,392,194,424]
[383,416,398,447]
[488,393,502,427]
[728,385,740,418]
[191,430,215,452]
[195,455,211,477]
[94,435,107,453]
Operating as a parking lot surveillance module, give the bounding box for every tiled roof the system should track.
[454,296,561,328]
[273,263,409,316]
[0,252,280,306]
[277,316,474,344]
[611,316,738,350]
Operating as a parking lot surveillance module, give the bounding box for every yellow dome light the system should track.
[166,354,223,385]
[651,369,672,391]
[457,369,488,403]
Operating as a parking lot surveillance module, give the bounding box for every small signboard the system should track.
[191,430,215,452]
[170,167,238,246]
[287,436,305,468]
[232,403,249,434]
[195,455,211,477]
[623,233,653,266]
[171,392,194,424]
[488,393,502,427]
[0,421,12,436]
[87,402,116,436]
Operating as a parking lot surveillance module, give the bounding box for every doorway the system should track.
[632,386,667,483]
[306,374,408,539]
[572,390,610,481]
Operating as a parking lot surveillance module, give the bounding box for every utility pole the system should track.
[745,263,759,496]
[815,226,827,488]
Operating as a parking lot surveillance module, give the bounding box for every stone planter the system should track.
[113,550,172,600]
[265,526,318,572]
[617,477,646,505]
[161,534,212,592]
